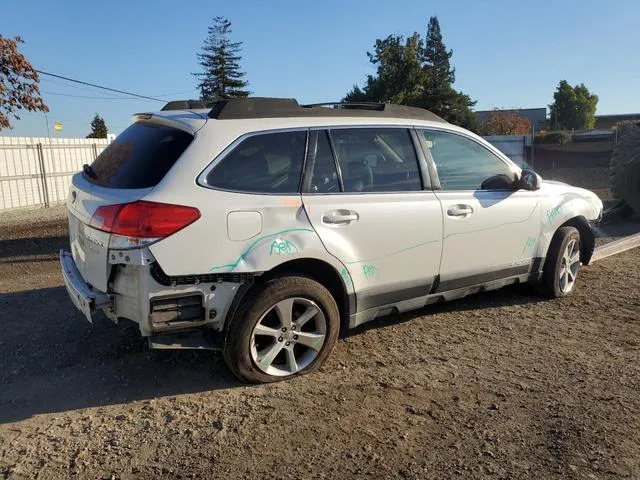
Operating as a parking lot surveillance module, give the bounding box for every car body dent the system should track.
[536,181,602,261]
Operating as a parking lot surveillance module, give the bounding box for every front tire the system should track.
[223,276,340,383]
[539,226,582,298]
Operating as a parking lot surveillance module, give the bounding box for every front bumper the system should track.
[60,249,112,323]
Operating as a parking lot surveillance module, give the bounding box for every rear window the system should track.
[205,130,307,194]
[86,122,193,189]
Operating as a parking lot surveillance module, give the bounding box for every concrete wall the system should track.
[0,136,108,211]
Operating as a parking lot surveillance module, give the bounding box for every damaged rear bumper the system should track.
[60,249,246,340]
[59,249,112,323]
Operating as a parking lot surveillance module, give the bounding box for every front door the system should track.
[418,128,542,290]
[301,128,443,313]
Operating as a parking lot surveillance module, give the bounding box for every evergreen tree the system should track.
[345,33,425,105]
[421,16,476,129]
[423,16,455,87]
[193,17,250,99]
[86,114,107,138]
[344,16,476,130]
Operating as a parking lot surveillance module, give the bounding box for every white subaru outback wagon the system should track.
[60,98,603,383]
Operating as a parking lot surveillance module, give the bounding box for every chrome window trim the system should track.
[198,123,436,196]
[416,126,524,194]
[322,125,426,195]
[196,127,309,196]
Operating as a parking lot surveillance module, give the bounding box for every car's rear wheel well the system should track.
[226,258,351,336]
[559,216,595,265]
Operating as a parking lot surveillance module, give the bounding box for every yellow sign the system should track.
[54,122,62,131]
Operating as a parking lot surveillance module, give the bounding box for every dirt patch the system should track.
[0,211,639,479]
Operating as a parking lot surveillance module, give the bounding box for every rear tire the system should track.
[539,226,582,298]
[223,276,340,383]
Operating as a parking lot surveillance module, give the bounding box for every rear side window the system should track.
[205,131,307,194]
[87,122,193,189]
[329,128,422,192]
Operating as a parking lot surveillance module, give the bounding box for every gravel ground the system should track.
[0,206,639,479]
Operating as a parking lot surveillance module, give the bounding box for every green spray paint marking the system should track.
[209,228,314,272]
[269,239,299,256]
[546,205,563,224]
[343,238,441,265]
[522,236,536,253]
[340,268,353,287]
[209,199,548,274]
[362,264,377,278]
[444,202,540,239]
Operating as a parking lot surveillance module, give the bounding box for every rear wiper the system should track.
[83,164,97,179]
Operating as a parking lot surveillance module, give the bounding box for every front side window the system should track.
[206,130,307,193]
[329,128,422,192]
[420,129,515,191]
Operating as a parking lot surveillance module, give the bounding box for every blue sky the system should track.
[2,0,639,137]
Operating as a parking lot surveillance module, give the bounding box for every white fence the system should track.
[0,137,109,211]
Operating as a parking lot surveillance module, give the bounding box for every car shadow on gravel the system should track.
[0,282,545,424]
[0,236,68,262]
[0,286,244,424]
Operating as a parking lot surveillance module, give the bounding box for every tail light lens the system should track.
[91,201,200,239]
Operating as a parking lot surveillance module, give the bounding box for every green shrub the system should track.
[535,130,572,145]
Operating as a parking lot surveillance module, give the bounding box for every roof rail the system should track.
[159,97,446,123]
[303,102,387,111]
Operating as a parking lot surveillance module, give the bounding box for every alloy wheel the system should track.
[559,239,580,293]
[250,297,327,377]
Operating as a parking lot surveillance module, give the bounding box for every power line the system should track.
[154,89,200,98]
[41,76,139,97]
[42,90,156,100]
[36,70,165,103]
[40,75,198,100]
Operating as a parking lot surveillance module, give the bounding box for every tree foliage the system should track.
[549,80,598,131]
[0,35,48,130]
[86,113,108,138]
[344,16,476,130]
[193,17,250,100]
[479,110,531,135]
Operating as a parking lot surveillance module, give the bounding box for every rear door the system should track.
[418,128,542,290]
[68,116,201,291]
[301,127,442,313]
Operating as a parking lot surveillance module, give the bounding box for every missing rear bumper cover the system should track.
[150,262,256,286]
[150,295,204,326]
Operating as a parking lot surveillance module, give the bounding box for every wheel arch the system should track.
[559,216,595,265]
[224,257,354,335]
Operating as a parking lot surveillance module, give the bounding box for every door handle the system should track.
[447,205,474,217]
[322,210,359,225]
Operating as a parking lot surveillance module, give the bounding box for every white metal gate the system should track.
[0,137,108,211]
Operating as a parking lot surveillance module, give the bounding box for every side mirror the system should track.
[519,169,541,191]
[480,173,518,191]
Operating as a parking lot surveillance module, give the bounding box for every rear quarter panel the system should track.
[143,121,354,297]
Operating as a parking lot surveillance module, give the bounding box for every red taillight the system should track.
[91,201,200,238]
